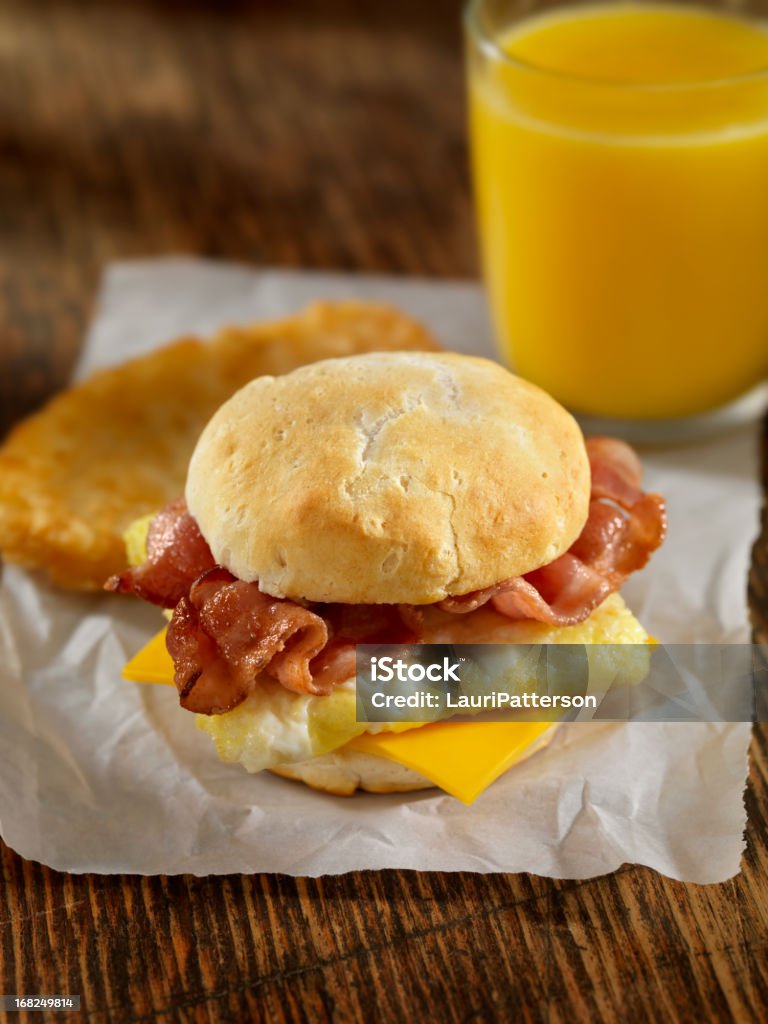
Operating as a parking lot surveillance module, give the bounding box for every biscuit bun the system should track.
[270,750,434,796]
[269,725,558,796]
[185,352,590,604]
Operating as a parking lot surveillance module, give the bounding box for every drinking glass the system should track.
[466,0,768,440]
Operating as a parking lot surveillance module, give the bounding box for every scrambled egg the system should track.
[196,679,425,773]
[125,516,649,773]
[124,514,155,568]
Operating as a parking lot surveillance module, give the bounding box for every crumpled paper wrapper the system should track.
[0,258,756,880]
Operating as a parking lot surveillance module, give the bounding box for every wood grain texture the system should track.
[0,1,765,1022]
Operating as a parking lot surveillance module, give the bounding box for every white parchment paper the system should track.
[0,258,757,880]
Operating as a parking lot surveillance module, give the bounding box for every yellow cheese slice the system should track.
[348,722,552,804]
[123,627,175,685]
[122,628,554,803]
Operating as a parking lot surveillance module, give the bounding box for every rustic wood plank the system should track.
[0,1,765,1022]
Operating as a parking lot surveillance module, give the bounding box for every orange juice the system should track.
[469,3,768,419]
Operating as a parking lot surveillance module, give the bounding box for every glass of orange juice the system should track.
[467,0,768,439]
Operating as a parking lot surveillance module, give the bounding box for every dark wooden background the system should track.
[0,1,766,1021]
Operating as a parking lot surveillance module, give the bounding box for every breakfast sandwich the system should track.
[109,352,666,802]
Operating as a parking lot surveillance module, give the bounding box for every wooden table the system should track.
[1,2,766,1020]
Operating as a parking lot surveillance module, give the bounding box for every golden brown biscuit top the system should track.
[186,352,590,604]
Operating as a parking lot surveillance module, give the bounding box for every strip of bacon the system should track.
[322,603,418,644]
[105,498,215,608]
[435,437,666,626]
[585,436,645,506]
[307,640,358,694]
[167,567,330,713]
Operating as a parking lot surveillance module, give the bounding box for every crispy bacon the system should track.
[105,498,215,608]
[585,436,645,506]
[435,437,666,626]
[308,640,358,694]
[322,603,419,644]
[167,567,330,713]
